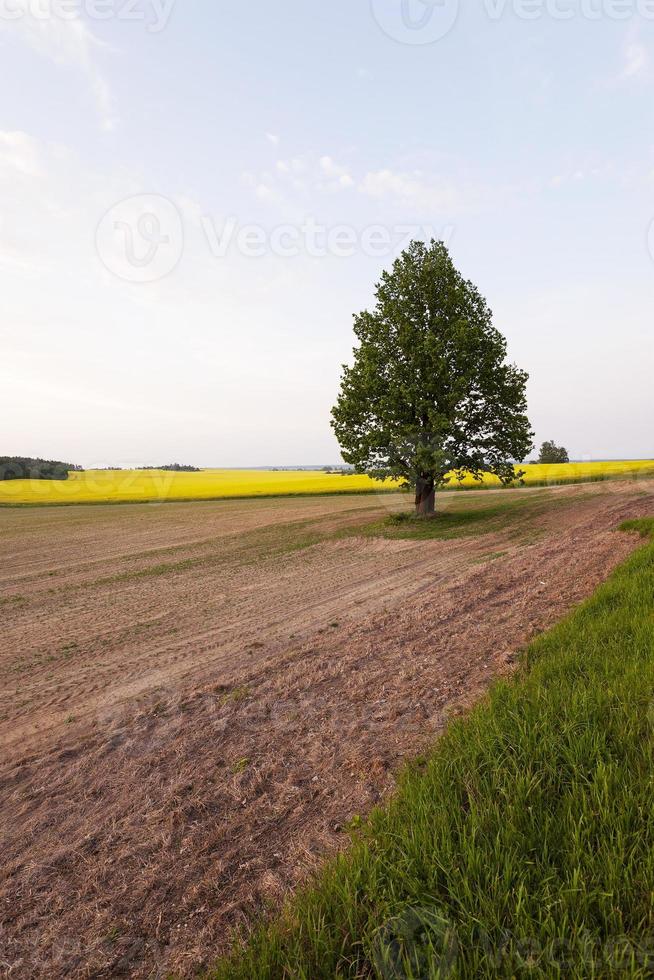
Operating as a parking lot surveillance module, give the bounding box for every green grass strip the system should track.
[210,518,654,979]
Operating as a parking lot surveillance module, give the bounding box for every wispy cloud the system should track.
[621,41,647,79]
[0,1,117,130]
[319,156,354,188]
[359,168,458,212]
[0,130,43,178]
[243,153,356,201]
[242,153,466,216]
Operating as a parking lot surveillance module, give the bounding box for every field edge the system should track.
[209,518,654,979]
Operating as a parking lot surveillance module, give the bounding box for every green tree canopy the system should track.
[331,241,533,514]
[537,440,570,464]
[0,457,81,481]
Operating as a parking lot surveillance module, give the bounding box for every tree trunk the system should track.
[415,476,436,516]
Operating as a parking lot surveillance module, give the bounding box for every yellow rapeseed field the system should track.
[451,459,654,488]
[0,461,653,506]
[0,469,387,506]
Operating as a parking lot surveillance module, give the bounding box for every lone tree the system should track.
[331,241,533,515]
[538,440,569,464]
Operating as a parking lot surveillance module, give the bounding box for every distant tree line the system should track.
[0,457,83,481]
[137,463,201,472]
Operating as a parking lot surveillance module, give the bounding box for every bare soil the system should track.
[1,481,652,978]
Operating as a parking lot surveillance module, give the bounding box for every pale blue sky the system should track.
[1,0,652,466]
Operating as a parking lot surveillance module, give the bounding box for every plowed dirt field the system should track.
[1,481,652,977]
